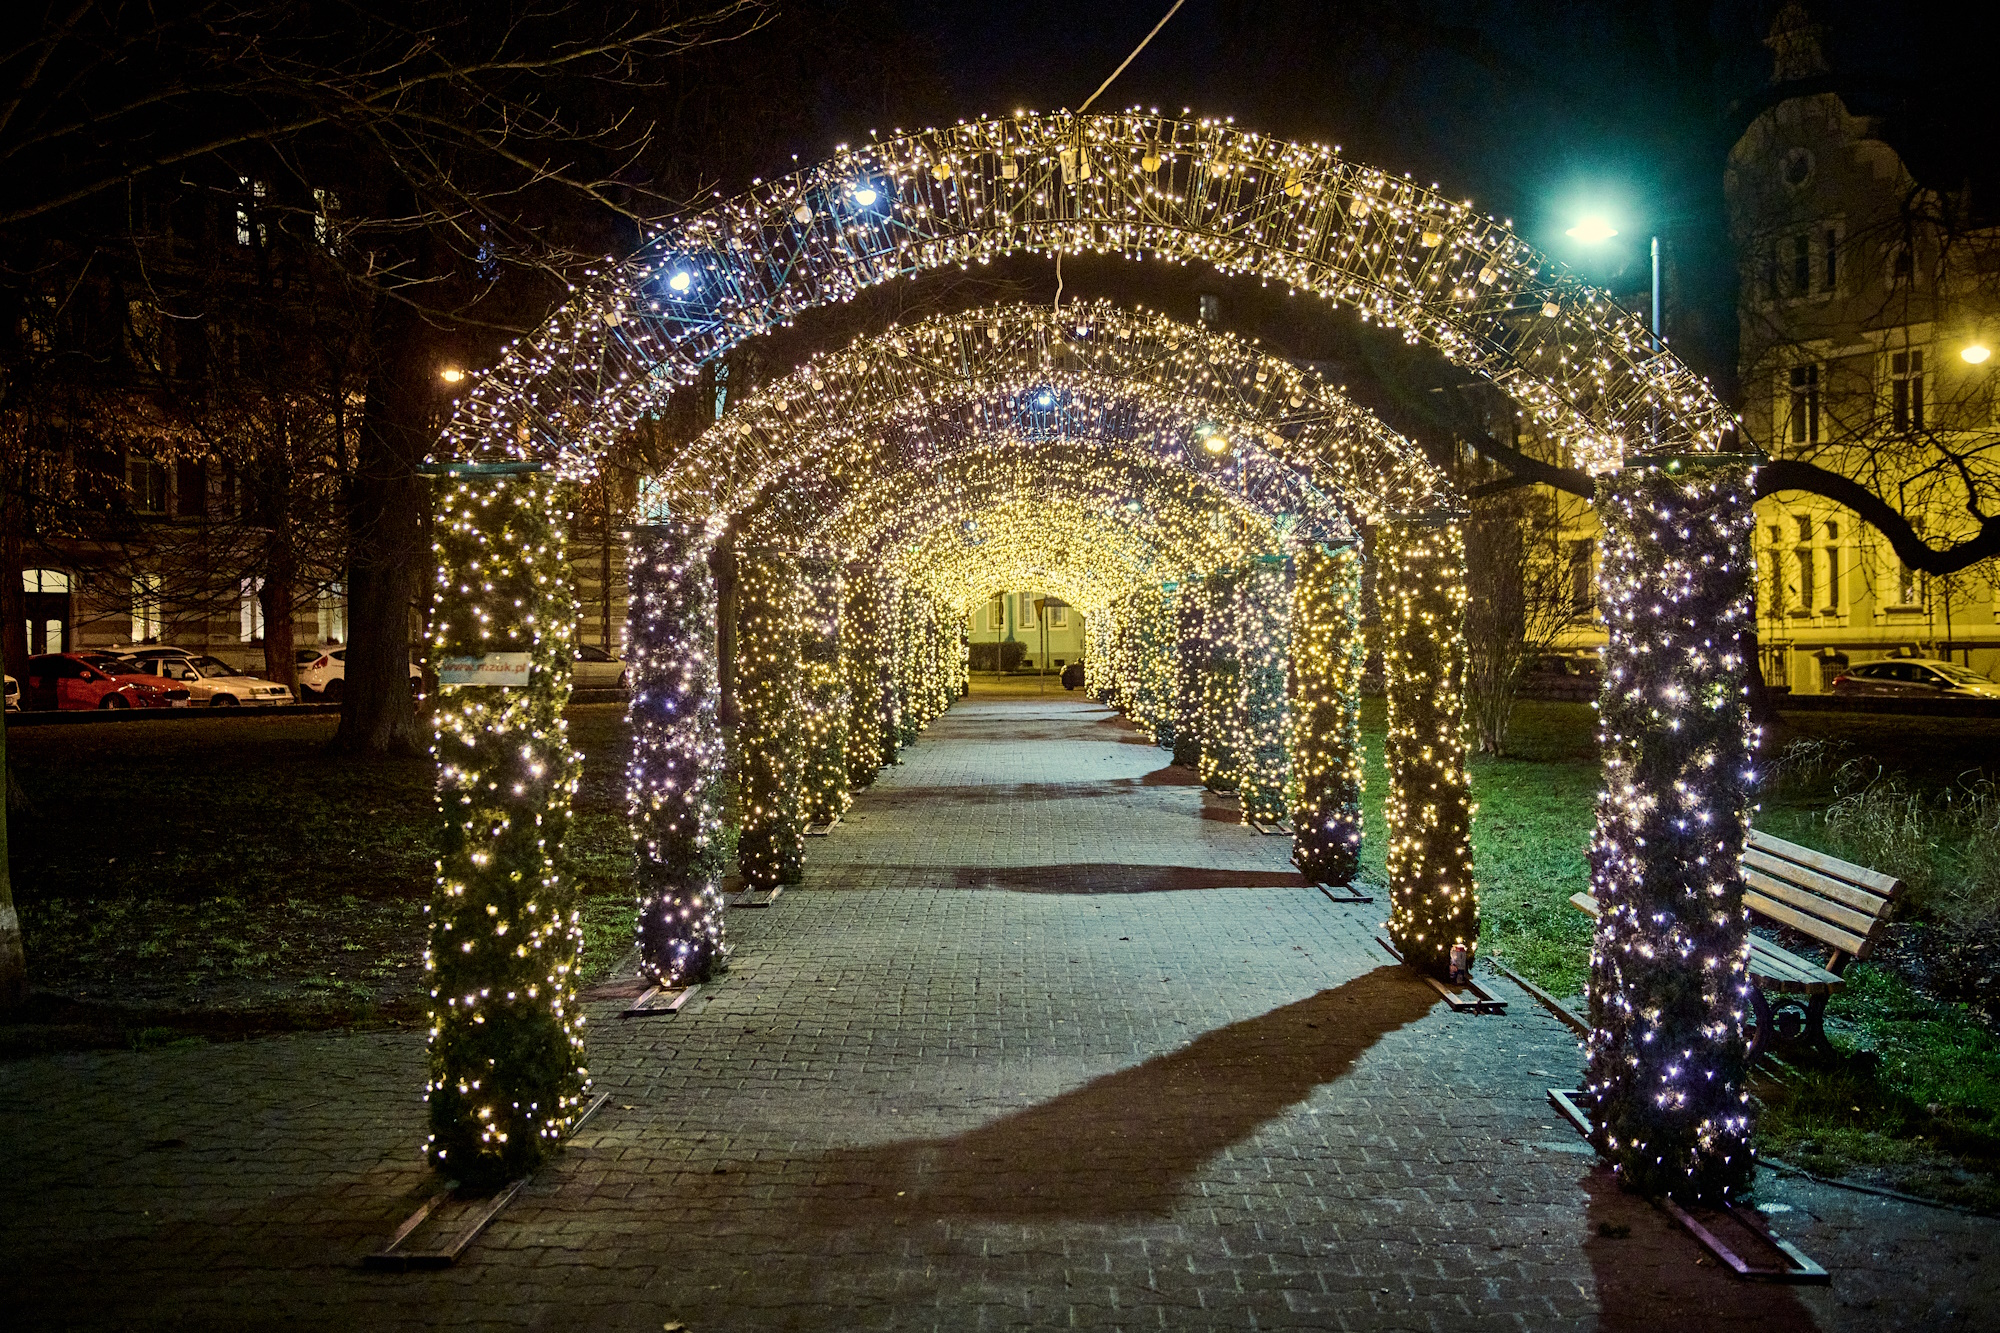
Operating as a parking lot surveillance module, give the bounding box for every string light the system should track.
[424,469,587,1186]
[1233,556,1294,825]
[1584,456,1761,1204]
[441,113,1734,485]
[1290,544,1366,883]
[1379,518,1479,977]
[626,517,727,986]
[1197,566,1244,794]
[736,551,807,889]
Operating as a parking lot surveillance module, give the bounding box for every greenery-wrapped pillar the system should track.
[1235,556,1293,824]
[1380,517,1477,978]
[1172,586,1205,769]
[426,467,585,1185]
[841,565,886,788]
[1198,566,1243,793]
[1289,544,1366,883]
[626,519,727,985]
[1586,457,1761,1203]
[895,584,921,749]
[736,550,805,887]
[799,558,850,825]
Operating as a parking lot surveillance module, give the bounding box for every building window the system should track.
[1567,538,1595,613]
[1792,233,1810,295]
[23,568,69,595]
[1786,364,1822,444]
[240,576,265,642]
[1019,592,1037,625]
[317,583,347,643]
[1890,349,1926,432]
[132,575,163,643]
[1820,520,1842,612]
[312,187,339,249]
[1824,228,1839,291]
[1888,558,1925,610]
[1792,516,1816,611]
[1049,602,1068,628]
[235,176,267,247]
[128,456,169,512]
[988,595,1004,632]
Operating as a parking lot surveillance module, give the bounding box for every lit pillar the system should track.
[1289,543,1366,884]
[895,584,921,748]
[1135,584,1176,746]
[1586,456,1761,1203]
[625,517,727,985]
[1172,586,1205,769]
[841,564,885,788]
[1198,565,1243,793]
[736,549,805,887]
[1380,516,1477,977]
[425,464,585,1186]
[1235,555,1293,824]
[798,557,850,825]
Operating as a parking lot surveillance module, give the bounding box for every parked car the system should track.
[572,643,628,690]
[4,673,19,710]
[294,647,423,700]
[1060,661,1086,690]
[123,650,295,706]
[73,652,194,708]
[1515,652,1602,702]
[1830,658,2000,700]
[23,652,175,710]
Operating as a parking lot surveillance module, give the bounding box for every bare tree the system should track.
[1462,486,1595,755]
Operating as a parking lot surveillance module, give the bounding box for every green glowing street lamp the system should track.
[1568,212,1662,350]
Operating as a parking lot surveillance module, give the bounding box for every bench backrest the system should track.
[1742,829,1903,965]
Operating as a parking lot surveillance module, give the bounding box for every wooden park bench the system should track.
[1571,829,1903,1055]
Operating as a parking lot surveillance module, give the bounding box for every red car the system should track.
[23,652,190,710]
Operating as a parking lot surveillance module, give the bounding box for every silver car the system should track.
[1831,658,2000,700]
[573,643,628,690]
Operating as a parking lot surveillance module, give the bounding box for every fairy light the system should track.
[1380,517,1478,977]
[798,558,852,826]
[1584,455,1761,1204]
[1197,566,1244,794]
[1171,586,1205,770]
[1290,543,1366,883]
[625,518,727,986]
[424,468,587,1186]
[441,114,1733,483]
[736,551,806,888]
[1234,556,1294,825]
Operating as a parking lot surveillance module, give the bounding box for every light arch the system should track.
[426,116,1763,1206]
[440,111,1735,479]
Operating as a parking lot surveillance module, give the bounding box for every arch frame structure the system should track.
[422,116,1761,1206]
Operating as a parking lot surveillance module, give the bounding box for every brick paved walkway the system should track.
[3,683,1997,1330]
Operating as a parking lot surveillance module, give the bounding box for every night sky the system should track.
[838,0,1976,391]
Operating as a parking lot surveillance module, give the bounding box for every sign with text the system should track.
[438,652,534,687]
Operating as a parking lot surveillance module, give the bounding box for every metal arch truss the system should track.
[639,300,1440,540]
[442,112,1737,478]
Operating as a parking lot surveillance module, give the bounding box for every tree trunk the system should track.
[1,487,28,684]
[0,710,26,1015]
[332,285,430,755]
[260,539,299,697]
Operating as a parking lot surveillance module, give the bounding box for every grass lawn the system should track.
[2,705,638,1053]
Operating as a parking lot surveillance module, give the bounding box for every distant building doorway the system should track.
[23,568,71,653]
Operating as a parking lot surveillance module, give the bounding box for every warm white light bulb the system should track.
[853,185,878,206]
[668,271,693,293]
[1962,343,1992,365]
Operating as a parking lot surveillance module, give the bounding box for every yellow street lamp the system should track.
[1962,343,1992,366]
[440,367,466,384]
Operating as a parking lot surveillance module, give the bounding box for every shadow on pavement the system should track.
[798,965,1436,1223]
[949,863,1310,893]
[1581,1167,1823,1331]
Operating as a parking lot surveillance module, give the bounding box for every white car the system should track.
[573,644,627,690]
[295,647,422,700]
[4,673,17,710]
[126,650,294,706]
